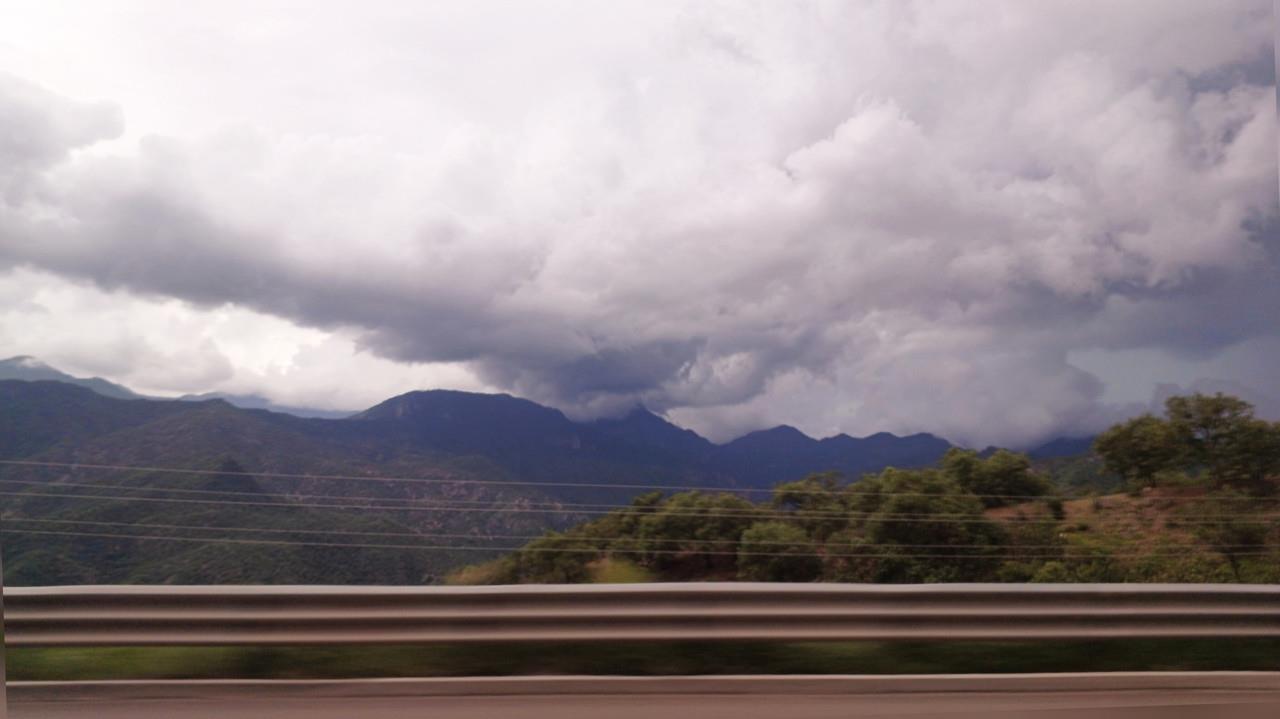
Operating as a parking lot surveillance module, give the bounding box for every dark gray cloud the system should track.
[0,73,122,199]
[0,1,1276,447]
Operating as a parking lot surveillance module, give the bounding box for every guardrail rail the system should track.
[6,583,1280,646]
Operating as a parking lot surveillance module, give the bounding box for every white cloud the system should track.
[0,268,489,408]
[0,0,1275,446]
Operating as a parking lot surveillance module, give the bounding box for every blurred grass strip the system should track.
[10,639,1280,681]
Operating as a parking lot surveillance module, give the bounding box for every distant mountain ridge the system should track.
[177,391,353,419]
[352,389,959,485]
[0,355,356,417]
[0,370,1100,587]
[0,355,142,400]
[0,357,1095,484]
[1,380,957,496]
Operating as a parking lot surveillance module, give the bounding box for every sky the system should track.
[0,0,1276,448]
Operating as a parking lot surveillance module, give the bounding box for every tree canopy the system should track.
[450,392,1279,586]
[1095,393,1280,493]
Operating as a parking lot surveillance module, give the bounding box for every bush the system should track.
[1029,561,1071,583]
[737,521,822,582]
[589,557,654,584]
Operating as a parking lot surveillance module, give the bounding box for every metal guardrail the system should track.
[11,674,1280,717]
[6,583,1280,646]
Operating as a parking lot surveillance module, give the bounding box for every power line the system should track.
[11,517,1265,550]
[0,478,1019,516]
[3,528,1271,560]
[0,478,623,512]
[0,481,1055,519]
[0,488,1036,521]
[5,483,1274,524]
[5,489,1272,524]
[6,458,1270,503]
[0,458,775,494]
[2,477,1267,517]
[0,475,988,514]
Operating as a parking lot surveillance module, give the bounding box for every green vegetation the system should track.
[449,393,1280,586]
[1095,392,1280,494]
[942,448,1051,507]
[11,639,1280,681]
[0,440,562,586]
[6,390,1279,682]
[0,378,948,585]
[4,387,1277,586]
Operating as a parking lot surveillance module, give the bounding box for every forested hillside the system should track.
[450,393,1280,585]
[0,378,951,585]
[6,374,1274,586]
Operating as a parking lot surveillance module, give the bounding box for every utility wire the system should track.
[0,488,1048,521]
[0,478,643,512]
[9,517,1266,550]
[1,477,1265,517]
[0,478,1059,516]
[3,528,1271,560]
[3,489,1272,524]
[5,458,1273,503]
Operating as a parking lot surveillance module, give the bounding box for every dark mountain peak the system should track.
[892,432,952,448]
[751,424,812,441]
[0,356,142,400]
[818,430,949,451]
[192,396,239,411]
[818,431,901,447]
[590,404,659,425]
[178,391,352,419]
[355,389,566,422]
[620,404,664,422]
[864,431,900,441]
[724,424,816,451]
[904,432,941,440]
[757,419,808,437]
[349,389,588,460]
[816,432,858,448]
[598,404,680,429]
[710,422,952,487]
[590,404,713,459]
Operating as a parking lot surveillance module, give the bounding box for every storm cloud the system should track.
[0,0,1276,447]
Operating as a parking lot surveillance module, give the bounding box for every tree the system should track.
[854,467,1007,582]
[512,532,596,583]
[1214,419,1280,493]
[635,492,757,578]
[1195,490,1272,581]
[941,448,1050,506]
[820,529,882,582]
[1093,414,1180,488]
[770,472,853,540]
[736,521,822,582]
[1149,393,1280,492]
[1164,393,1252,480]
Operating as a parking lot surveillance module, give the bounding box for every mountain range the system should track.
[0,356,350,418]
[1,355,1088,468]
[0,358,1096,585]
[0,355,143,400]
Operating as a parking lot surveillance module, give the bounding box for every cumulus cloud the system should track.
[0,73,122,199]
[0,268,489,406]
[0,0,1276,446]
